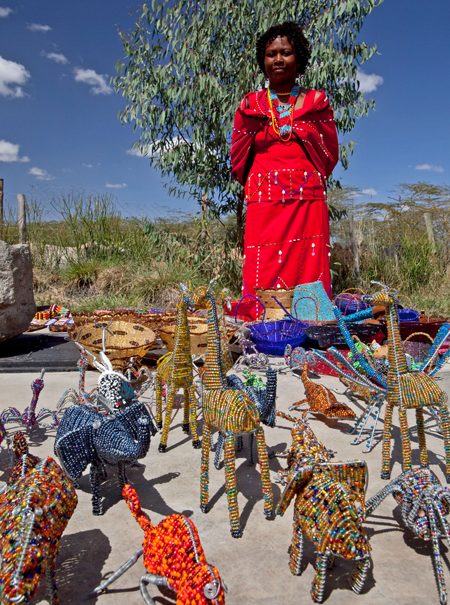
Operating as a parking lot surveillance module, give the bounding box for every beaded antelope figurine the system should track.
[276,412,370,603]
[155,285,200,452]
[91,484,227,604]
[361,284,450,480]
[191,284,273,538]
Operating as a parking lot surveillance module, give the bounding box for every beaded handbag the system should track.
[291,282,335,322]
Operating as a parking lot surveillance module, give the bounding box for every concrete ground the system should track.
[1,363,450,605]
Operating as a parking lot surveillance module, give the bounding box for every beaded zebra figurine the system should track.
[155,285,200,451]
[191,284,273,538]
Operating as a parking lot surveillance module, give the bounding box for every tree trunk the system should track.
[236,191,245,254]
[348,214,360,285]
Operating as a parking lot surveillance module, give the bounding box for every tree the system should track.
[114,0,384,247]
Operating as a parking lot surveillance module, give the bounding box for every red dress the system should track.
[231,89,338,314]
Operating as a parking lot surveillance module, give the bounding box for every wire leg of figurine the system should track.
[117,461,128,490]
[289,525,304,576]
[416,408,429,467]
[155,375,163,430]
[159,388,175,452]
[438,406,450,482]
[224,435,242,538]
[90,463,103,516]
[381,404,393,479]
[140,573,171,605]
[350,556,370,595]
[398,408,413,472]
[214,432,224,469]
[247,432,255,465]
[98,463,107,481]
[311,552,329,603]
[182,387,190,434]
[200,423,211,513]
[255,427,273,518]
[45,558,59,605]
[236,435,243,451]
[427,498,448,605]
[188,386,201,448]
[364,399,384,453]
[90,548,144,595]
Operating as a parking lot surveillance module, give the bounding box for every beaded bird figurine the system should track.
[365,467,450,605]
[0,456,77,605]
[191,284,273,538]
[91,484,227,604]
[155,285,200,451]
[276,413,370,603]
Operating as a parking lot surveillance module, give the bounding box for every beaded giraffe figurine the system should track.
[155,287,200,452]
[191,284,273,538]
[215,287,234,374]
[362,284,450,480]
[290,363,356,419]
[275,412,370,603]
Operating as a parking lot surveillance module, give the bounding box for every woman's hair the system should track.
[256,21,311,76]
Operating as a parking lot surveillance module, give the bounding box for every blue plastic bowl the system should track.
[399,309,420,322]
[249,320,308,356]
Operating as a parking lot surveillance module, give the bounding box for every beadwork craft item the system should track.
[0,456,77,605]
[7,431,40,486]
[191,284,273,537]
[361,284,450,480]
[91,485,226,604]
[365,467,450,605]
[267,84,300,141]
[234,337,270,370]
[54,401,156,515]
[284,343,317,372]
[155,285,200,452]
[275,413,370,603]
[291,281,335,322]
[290,364,356,419]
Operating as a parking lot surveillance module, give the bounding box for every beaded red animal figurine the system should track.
[0,456,77,605]
[290,364,356,419]
[91,484,227,604]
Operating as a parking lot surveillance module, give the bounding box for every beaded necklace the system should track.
[267,84,300,141]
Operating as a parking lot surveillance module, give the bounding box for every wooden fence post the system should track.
[348,214,361,284]
[423,212,437,254]
[17,194,27,244]
[0,178,3,237]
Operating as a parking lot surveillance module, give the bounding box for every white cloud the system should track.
[62,168,73,173]
[29,166,55,181]
[42,51,69,65]
[0,7,12,17]
[415,164,444,173]
[106,182,127,189]
[27,23,51,32]
[126,137,184,159]
[0,140,29,162]
[356,70,384,94]
[362,188,377,196]
[0,56,30,97]
[73,68,112,95]
[82,163,93,168]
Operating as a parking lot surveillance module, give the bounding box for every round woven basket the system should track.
[68,314,157,370]
[159,317,236,356]
[256,287,294,309]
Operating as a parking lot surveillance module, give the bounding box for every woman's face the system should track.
[264,36,298,89]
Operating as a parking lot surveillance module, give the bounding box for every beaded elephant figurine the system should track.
[361,284,450,480]
[0,456,77,605]
[276,412,370,603]
[365,467,450,605]
[91,484,227,604]
[155,285,200,452]
[290,363,356,419]
[191,284,273,538]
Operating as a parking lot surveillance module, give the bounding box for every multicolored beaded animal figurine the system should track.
[191,284,273,538]
[91,484,227,604]
[275,412,370,603]
[284,343,317,372]
[361,284,450,480]
[365,467,450,605]
[155,284,200,451]
[56,349,98,411]
[0,456,77,605]
[290,364,356,419]
[7,431,40,486]
[215,286,234,374]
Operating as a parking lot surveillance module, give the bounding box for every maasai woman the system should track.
[231,21,339,311]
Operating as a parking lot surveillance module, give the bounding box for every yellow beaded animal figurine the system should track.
[215,287,234,374]
[362,284,450,480]
[192,284,273,538]
[155,285,200,452]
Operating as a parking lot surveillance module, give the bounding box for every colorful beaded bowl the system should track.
[249,320,308,356]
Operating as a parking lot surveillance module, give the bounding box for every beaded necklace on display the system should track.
[267,84,300,141]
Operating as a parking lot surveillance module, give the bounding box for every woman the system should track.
[231,21,339,313]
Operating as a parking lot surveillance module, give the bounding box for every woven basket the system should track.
[68,314,157,370]
[403,332,434,363]
[304,321,382,349]
[159,317,236,356]
[255,288,295,321]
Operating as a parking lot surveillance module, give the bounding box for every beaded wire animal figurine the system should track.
[215,287,234,374]
[0,456,77,605]
[361,284,450,480]
[155,284,200,451]
[365,467,450,605]
[91,484,227,604]
[290,363,356,419]
[6,431,40,486]
[56,348,98,412]
[191,284,273,538]
[275,412,370,603]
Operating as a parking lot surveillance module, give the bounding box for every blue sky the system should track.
[0,0,449,221]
